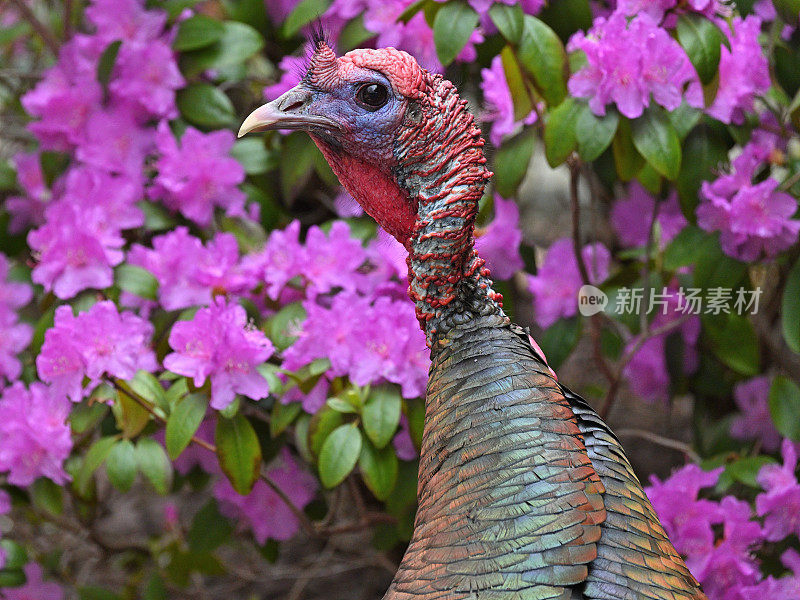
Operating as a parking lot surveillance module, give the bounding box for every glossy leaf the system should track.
[494,127,535,197]
[270,400,303,437]
[76,436,117,495]
[782,256,800,353]
[501,46,533,121]
[136,438,174,495]
[702,313,760,376]
[180,21,264,76]
[176,84,235,128]
[517,16,567,106]
[359,440,399,501]
[96,40,122,93]
[308,407,345,456]
[769,376,800,441]
[166,393,208,459]
[489,2,524,44]
[675,14,726,85]
[631,108,681,180]
[676,126,730,221]
[544,97,580,167]
[362,387,402,449]
[612,118,645,180]
[173,15,224,52]
[433,2,479,66]
[188,500,233,553]
[318,423,362,488]
[115,264,159,301]
[282,0,332,38]
[106,439,137,492]
[215,414,262,495]
[575,105,619,162]
[230,137,272,175]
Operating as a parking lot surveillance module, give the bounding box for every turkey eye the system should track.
[356,83,389,110]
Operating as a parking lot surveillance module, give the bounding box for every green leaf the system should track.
[501,46,533,121]
[69,401,108,434]
[269,303,308,353]
[270,401,302,437]
[115,384,152,439]
[142,574,168,600]
[115,264,158,301]
[770,376,800,441]
[180,21,264,77]
[433,2,479,66]
[675,14,726,85]
[327,397,359,414]
[359,440,398,501]
[362,387,402,449]
[575,105,619,162]
[668,101,702,140]
[164,378,189,410]
[97,40,122,92]
[537,317,580,370]
[76,436,117,495]
[30,477,64,515]
[676,126,730,221]
[537,0,592,42]
[78,587,122,600]
[188,500,233,553]
[173,14,225,51]
[726,456,777,488]
[517,16,567,106]
[338,15,374,51]
[543,97,580,167]
[166,393,208,460]
[136,438,173,495]
[494,127,535,197]
[0,570,25,588]
[782,256,800,353]
[308,407,344,456]
[613,118,645,181]
[282,0,332,38]
[128,370,166,411]
[489,2,524,44]
[0,540,28,571]
[773,0,800,24]
[216,414,262,495]
[406,398,425,451]
[279,132,317,197]
[631,107,681,180]
[663,225,718,270]
[318,423,362,488]
[106,439,137,492]
[0,21,31,46]
[702,313,760,376]
[230,137,272,175]
[176,84,235,128]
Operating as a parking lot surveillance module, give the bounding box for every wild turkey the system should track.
[240,41,707,600]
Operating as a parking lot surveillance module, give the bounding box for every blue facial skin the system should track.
[305,68,407,163]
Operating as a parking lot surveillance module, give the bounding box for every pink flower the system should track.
[756,438,800,542]
[281,377,330,414]
[567,12,695,118]
[730,376,781,452]
[240,220,306,301]
[264,55,306,102]
[0,254,33,387]
[75,105,152,177]
[5,152,51,233]
[475,196,524,279]
[527,238,610,328]
[85,0,166,45]
[150,122,246,226]
[1,563,64,600]
[740,548,800,600]
[302,221,369,297]
[109,40,184,119]
[37,301,157,402]
[214,449,317,543]
[697,145,800,261]
[164,298,274,410]
[480,56,538,146]
[129,228,251,310]
[610,182,687,248]
[0,382,73,487]
[707,16,771,125]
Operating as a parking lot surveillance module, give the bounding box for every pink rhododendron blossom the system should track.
[85,0,166,45]
[527,238,610,328]
[610,183,687,248]
[697,145,800,261]
[0,254,33,387]
[480,55,538,146]
[164,298,274,410]
[567,12,695,118]
[333,189,364,218]
[282,377,330,414]
[303,221,370,297]
[129,228,251,310]
[265,0,304,24]
[0,382,72,487]
[616,0,729,23]
[1,563,64,600]
[240,220,305,301]
[74,104,153,176]
[475,196,524,280]
[5,152,50,233]
[264,55,306,101]
[707,16,771,125]
[283,292,429,398]
[393,414,417,460]
[730,376,781,452]
[756,438,800,542]
[150,122,246,226]
[214,449,317,542]
[741,548,800,600]
[37,302,157,402]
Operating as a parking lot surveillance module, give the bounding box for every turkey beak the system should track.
[238,86,344,137]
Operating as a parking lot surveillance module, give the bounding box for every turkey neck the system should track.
[392,74,504,346]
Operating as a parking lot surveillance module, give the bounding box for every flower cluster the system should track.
[730,376,781,452]
[164,298,274,410]
[475,196,525,279]
[37,301,157,402]
[697,143,800,261]
[0,255,32,388]
[611,183,687,249]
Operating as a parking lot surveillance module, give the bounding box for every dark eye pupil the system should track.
[357,83,388,109]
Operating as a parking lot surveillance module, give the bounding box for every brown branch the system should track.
[8,0,60,55]
[63,0,73,40]
[616,428,700,463]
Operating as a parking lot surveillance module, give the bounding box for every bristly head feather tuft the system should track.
[308,19,330,51]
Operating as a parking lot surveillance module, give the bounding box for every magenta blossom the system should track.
[740,548,800,600]
[475,196,525,280]
[264,55,306,101]
[527,238,610,328]
[37,302,157,402]
[214,449,317,542]
[756,438,800,542]
[1,563,64,600]
[281,377,330,414]
[85,0,166,45]
[480,55,538,146]
[567,12,695,119]
[240,220,306,301]
[74,104,153,176]
[610,182,687,249]
[0,382,73,487]
[150,122,246,226]
[730,376,782,452]
[0,254,33,387]
[5,152,50,233]
[164,298,274,410]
